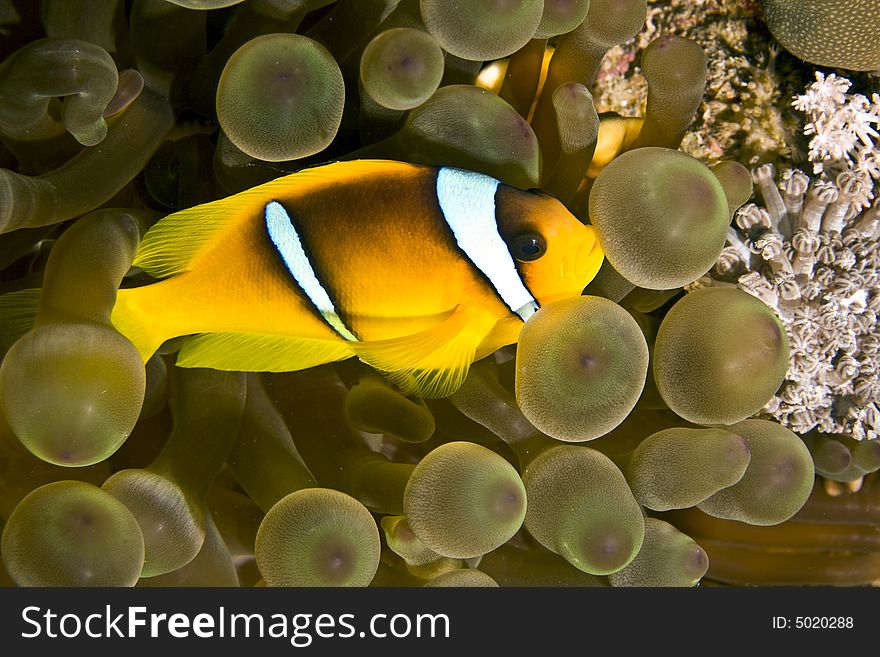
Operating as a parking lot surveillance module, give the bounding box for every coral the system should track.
[691,71,880,451]
[701,165,879,442]
[792,72,880,188]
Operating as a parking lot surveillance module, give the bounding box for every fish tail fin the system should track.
[111,287,172,363]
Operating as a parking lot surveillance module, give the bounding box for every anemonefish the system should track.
[111,160,604,398]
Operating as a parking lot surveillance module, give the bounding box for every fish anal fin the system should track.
[353,305,497,399]
[176,332,354,372]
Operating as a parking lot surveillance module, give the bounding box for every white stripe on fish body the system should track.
[436,168,539,322]
[265,200,358,341]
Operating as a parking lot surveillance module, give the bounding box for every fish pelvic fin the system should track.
[111,287,172,363]
[175,332,355,372]
[352,305,498,399]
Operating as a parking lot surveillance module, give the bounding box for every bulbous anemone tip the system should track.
[642,34,707,81]
[404,441,527,560]
[762,0,880,71]
[102,469,205,578]
[523,446,644,576]
[585,0,649,49]
[360,28,445,112]
[255,488,380,587]
[103,69,145,118]
[566,523,640,575]
[534,0,592,39]
[344,376,435,443]
[424,569,499,587]
[516,295,648,442]
[810,438,853,476]
[711,160,754,215]
[608,519,708,586]
[402,85,541,188]
[686,544,710,579]
[163,0,247,8]
[69,120,108,148]
[697,420,815,526]
[627,427,752,511]
[2,481,145,587]
[420,0,544,61]
[217,33,344,162]
[589,147,730,289]
[0,323,145,467]
[653,287,789,425]
[853,439,880,472]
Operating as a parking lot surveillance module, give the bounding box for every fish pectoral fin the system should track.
[175,332,354,372]
[352,305,497,399]
[0,288,40,349]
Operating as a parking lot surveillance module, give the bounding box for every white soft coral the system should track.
[792,72,880,188]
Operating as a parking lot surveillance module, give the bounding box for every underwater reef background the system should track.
[0,0,878,587]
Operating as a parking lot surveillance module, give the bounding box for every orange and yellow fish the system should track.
[111,160,603,398]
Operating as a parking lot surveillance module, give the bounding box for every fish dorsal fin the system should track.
[134,160,424,279]
[175,331,354,372]
[352,305,497,399]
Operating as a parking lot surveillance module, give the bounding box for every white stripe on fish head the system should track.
[265,200,358,341]
[436,168,539,322]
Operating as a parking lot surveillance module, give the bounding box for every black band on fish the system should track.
[265,200,359,341]
[435,168,539,322]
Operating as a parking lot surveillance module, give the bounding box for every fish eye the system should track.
[511,233,547,262]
